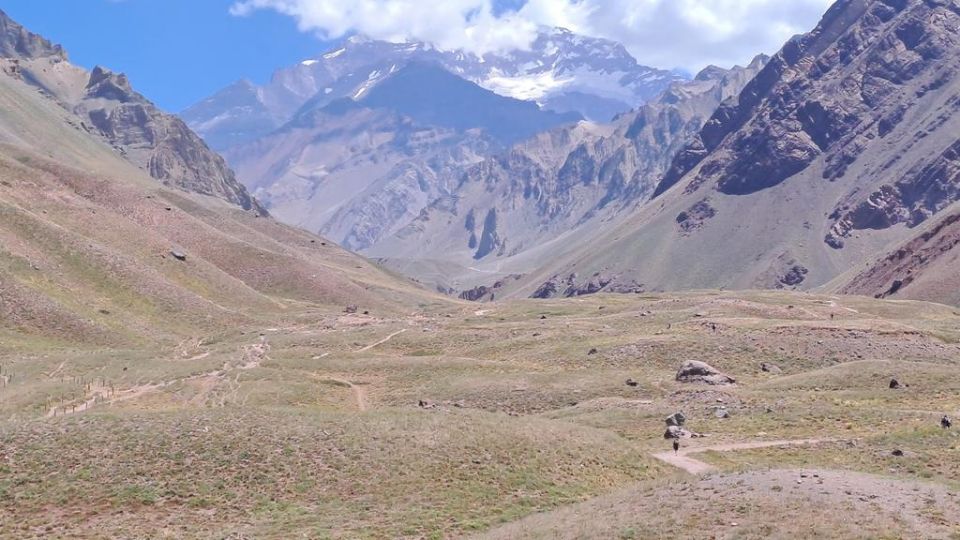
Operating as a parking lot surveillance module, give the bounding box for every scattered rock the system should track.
[625,378,639,387]
[418,399,435,409]
[170,250,187,261]
[344,305,359,314]
[714,408,730,419]
[676,360,736,385]
[587,348,599,355]
[942,416,953,429]
[663,425,703,439]
[760,362,782,374]
[889,378,902,389]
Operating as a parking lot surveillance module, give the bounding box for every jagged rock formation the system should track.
[77,67,263,212]
[531,272,645,299]
[0,9,66,60]
[0,10,261,212]
[511,0,960,302]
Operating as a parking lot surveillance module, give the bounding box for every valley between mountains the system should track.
[1,1,960,539]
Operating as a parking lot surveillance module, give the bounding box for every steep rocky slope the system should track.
[512,0,960,301]
[226,98,499,251]
[839,203,960,305]
[183,29,684,150]
[0,9,260,212]
[0,13,436,345]
[368,58,767,294]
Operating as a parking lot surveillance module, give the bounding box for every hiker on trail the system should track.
[673,439,680,454]
[942,415,953,429]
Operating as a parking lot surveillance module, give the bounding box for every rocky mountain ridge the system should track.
[0,9,261,212]
[510,0,960,302]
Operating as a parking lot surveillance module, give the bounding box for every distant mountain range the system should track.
[182,28,685,151]
[182,28,691,276]
[178,0,960,307]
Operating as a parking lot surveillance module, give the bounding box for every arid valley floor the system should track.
[3,291,960,539]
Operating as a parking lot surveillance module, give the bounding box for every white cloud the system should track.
[229,0,539,55]
[229,0,837,71]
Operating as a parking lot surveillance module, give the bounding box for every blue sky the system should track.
[1,0,336,112]
[2,1,832,113]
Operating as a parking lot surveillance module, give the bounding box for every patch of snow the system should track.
[481,71,573,102]
[324,88,333,95]
[301,59,319,66]
[323,48,346,59]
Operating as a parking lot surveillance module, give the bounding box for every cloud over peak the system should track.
[230,0,835,71]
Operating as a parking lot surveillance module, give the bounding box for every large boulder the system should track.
[664,425,684,439]
[676,360,735,385]
[665,412,687,427]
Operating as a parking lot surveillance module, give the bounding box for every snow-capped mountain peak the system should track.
[183,28,686,150]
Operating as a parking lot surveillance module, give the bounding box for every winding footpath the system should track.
[653,438,834,474]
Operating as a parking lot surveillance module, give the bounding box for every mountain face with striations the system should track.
[366,57,767,295]
[0,9,262,212]
[183,28,685,151]
[223,62,586,253]
[504,0,960,301]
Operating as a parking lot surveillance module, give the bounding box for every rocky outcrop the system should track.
[473,208,504,260]
[0,11,262,214]
[458,275,523,302]
[75,67,263,212]
[0,9,66,60]
[780,265,810,287]
[676,199,716,234]
[676,360,735,386]
[827,136,960,248]
[531,272,645,299]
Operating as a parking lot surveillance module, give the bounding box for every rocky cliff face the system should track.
[0,11,261,213]
[76,67,263,212]
[656,0,960,235]
[513,0,960,300]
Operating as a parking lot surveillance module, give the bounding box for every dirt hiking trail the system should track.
[653,439,835,474]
